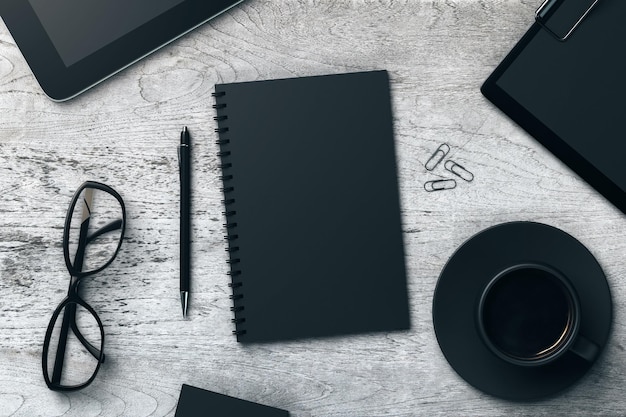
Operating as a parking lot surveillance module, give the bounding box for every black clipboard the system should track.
[481,0,626,214]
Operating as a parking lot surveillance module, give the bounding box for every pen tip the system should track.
[181,291,189,318]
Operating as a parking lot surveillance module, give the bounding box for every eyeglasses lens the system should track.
[46,301,103,387]
[67,187,124,273]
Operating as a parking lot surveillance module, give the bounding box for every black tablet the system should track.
[481,0,626,214]
[1,0,243,101]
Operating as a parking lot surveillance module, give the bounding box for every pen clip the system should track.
[178,144,187,180]
[177,145,182,184]
[178,127,189,181]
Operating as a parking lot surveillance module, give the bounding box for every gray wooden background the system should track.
[1,1,625,416]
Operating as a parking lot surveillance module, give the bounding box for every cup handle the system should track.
[570,334,600,362]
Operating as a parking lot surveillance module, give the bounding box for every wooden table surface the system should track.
[1,1,625,416]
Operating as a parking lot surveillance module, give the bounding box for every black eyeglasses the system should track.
[42,181,126,391]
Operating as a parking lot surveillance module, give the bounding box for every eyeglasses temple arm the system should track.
[86,219,124,244]
[50,304,73,385]
[66,218,120,362]
[72,203,92,273]
[69,210,109,362]
[51,214,91,384]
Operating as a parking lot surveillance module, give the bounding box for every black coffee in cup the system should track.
[479,264,576,364]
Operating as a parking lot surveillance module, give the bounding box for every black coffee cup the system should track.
[478,263,599,366]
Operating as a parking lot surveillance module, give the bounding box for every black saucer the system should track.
[432,221,612,401]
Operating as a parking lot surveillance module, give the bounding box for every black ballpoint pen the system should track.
[179,127,191,317]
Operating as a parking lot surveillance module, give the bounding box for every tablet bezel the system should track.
[1,0,243,101]
[481,23,626,215]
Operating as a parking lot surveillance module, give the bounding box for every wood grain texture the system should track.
[1,1,625,416]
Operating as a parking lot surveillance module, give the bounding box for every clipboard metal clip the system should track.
[535,0,601,42]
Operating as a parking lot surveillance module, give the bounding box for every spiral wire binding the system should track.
[212,90,247,337]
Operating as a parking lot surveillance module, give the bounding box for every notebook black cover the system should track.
[213,70,411,343]
[175,384,289,417]
[481,1,626,214]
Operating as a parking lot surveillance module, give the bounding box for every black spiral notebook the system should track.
[213,70,410,343]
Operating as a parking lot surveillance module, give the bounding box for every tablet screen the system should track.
[29,0,185,67]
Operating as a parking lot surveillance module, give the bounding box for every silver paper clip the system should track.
[535,0,601,42]
[425,144,450,171]
[444,160,474,182]
[424,179,457,192]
